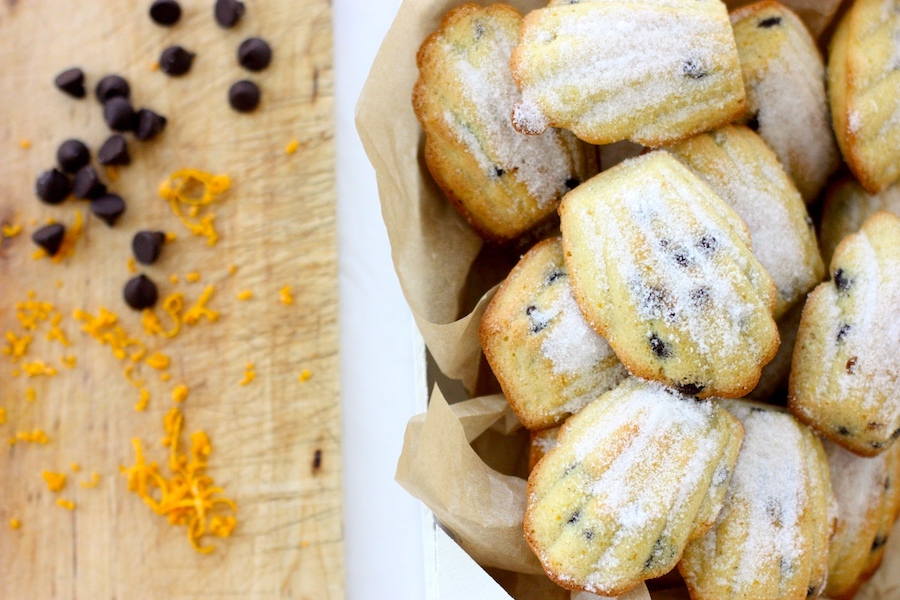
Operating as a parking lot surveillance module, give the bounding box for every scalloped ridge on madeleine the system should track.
[560,151,780,398]
[525,377,744,596]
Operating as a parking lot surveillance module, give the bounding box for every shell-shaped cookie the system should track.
[789,212,900,456]
[509,0,746,146]
[525,378,744,596]
[730,1,840,202]
[678,400,833,600]
[828,0,900,194]
[480,237,628,430]
[412,4,597,242]
[820,177,900,265]
[529,427,560,472]
[824,440,900,599]
[667,125,825,319]
[560,151,780,399]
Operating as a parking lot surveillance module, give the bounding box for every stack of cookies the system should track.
[412,0,900,598]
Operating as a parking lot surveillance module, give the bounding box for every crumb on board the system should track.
[285,139,299,155]
[298,369,312,382]
[172,384,189,403]
[185,272,201,283]
[239,363,256,386]
[42,470,66,492]
[9,518,21,529]
[56,499,75,511]
[19,139,31,150]
[279,286,293,305]
[236,290,253,301]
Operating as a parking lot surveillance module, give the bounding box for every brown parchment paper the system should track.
[360,0,900,597]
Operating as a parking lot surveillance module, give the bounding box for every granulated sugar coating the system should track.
[679,400,832,600]
[510,0,745,145]
[559,151,779,399]
[480,238,627,431]
[413,4,595,241]
[525,377,744,596]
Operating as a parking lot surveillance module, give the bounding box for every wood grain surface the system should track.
[0,1,343,598]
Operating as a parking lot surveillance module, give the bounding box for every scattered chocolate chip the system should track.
[765,498,782,521]
[35,169,71,204]
[690,287,710,306]
[228,80,260,112]
[682,58,707,79]
[238,37,272,72]
[583,530,594,541]
[527,305,547,333]
[473,21,485,40]
[674,382,705,396]
[836,426,851,436]
[57,139,91,174]
[673,251,690,267]
[750,406,766,413]
[54,68,86,98]
[90,194,126,226]
[32,224,66,256]
[806,585,818,598]
[159,46,195,76]
[546,270,564,284]
[837,323,851,342]
[565,177,580,190]
[95,75,130,104]
[98,135,131,166]
[149,0,182,26]
[872,536,888,551]
[758,16,783,28]
[846,356,858,373]
[567,510,580,524]
[493,167,504,178]
[214,0,245,28]
[649,333,671,359]
[780,558,794,576]
[103,97,137,131]
[132,231,166,265]
[697,235,718,254]
[644,537,674,571]
[135,108,168,141]
[871,441,886,449]
[746,112,760,131]
[72,166,107,200]
[892,428,900,440]
[834,268,851,292]
[312,448,322,473]
[123,274,158,310]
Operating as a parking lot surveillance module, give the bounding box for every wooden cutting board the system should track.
[0,1,343,598]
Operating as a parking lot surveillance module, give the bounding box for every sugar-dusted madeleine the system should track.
[509,0,746,146]
[824,440,900,599]
[412,3,597,242]
[480,237,628,430]
[679,400,833,600]
[560,151,779,398]
[820,177,900,265]
[730,1,839,202]
[789,212,900,456]
[525,378,744,596]
[828,0,900,194]
[667,125,824,319]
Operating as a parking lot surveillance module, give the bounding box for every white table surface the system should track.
[334,1,427,598]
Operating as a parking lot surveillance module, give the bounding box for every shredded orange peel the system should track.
[158,169,231,246]
[1,223,22,238]
[121,408,237,553]
[183,286,219,325]
[142,292,185,338]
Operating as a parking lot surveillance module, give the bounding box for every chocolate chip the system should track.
[103,97,137,131]
[54,68,85,98]
[149,0,181,25]
[836,323,852,342]
[697,235,718,254]
[644,537,674,571]
[690,287,710,306]
[673,251,690,267]
[780,558,794,576]
[312,448,323,474]
[836,426,851,435]
[98,135,130,166]
[750,406,766,413]
[32,224,65,256]
[765,498,782,522]
[892,428,900,440]
[674,382,705,396]
[567,510,580,524]
[135,108,168,141]
[526,305,547,333]
[649,333,671,359]
[546,270,564,284]
[238,37,272,72]
[57,140,90,173]
[846,356,858,373]
[682,58,707,79]
[758,16,783,28]
[473,21,485,41]
[583,530,594,541]
[871,441,886,449]
[132,231,166,265]
[72,166,107,200]
[872,536,888,551]
[123,274,158,310]
[493,167,504,178]
[565,177,580,190]
[159,46,195,76]
[35,169,72,204]
[228,80,260,112]
[95,75,130,104]
[746,112,760,131]
[90,194,126,226]
[834,268,851,292]
[214,0,245,28]
[806,586,818,598]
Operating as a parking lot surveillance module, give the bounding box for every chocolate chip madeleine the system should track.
[824,440,900,599]
[480,237,628,430]
[679,400,833,600]
[730,1,840,202]
[828,0,900,194]
[413,3,596,242]
[525,378,744,596]
[789,212,900,456]
[560,151,779,398]
[509,0,746,146]
[667,125,824,319]
[820,177,900,265]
